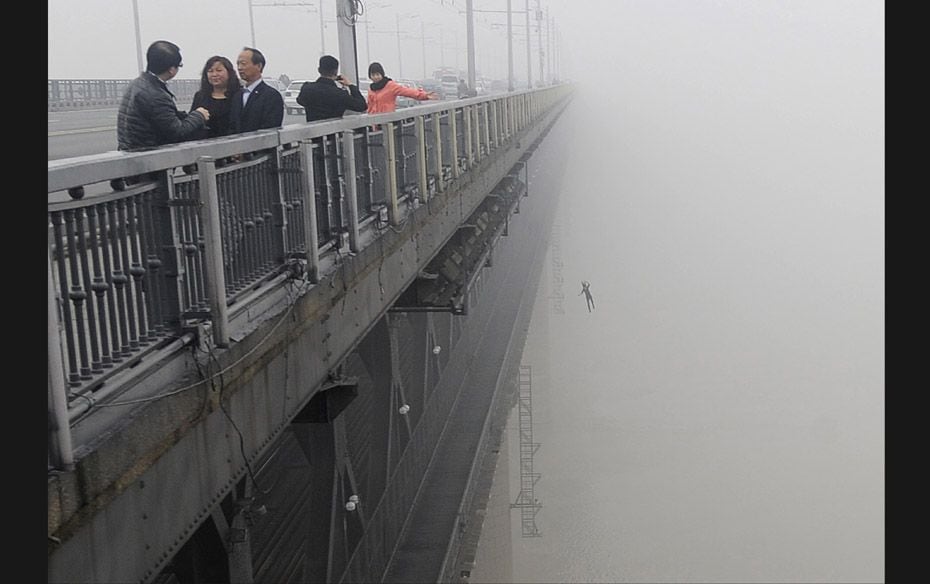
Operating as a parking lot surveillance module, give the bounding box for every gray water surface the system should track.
[506,2,883,582]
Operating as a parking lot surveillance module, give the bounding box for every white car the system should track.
[395,79,423,109]
[358,80,371,101]
[440,75,460,100]
[262,77,288,94]
[284,80,310,116]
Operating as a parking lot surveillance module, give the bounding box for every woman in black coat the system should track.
[190,55,241,139]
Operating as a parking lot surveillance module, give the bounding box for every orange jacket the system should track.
[366,79,430,114]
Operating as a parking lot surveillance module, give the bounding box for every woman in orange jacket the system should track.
[366,62,438,114]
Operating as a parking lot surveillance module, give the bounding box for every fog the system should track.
[507,1,883,582]
[48,1,883,581]
[47,0,539,82]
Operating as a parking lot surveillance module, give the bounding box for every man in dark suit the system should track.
[231,47,285,133]
[297,55,367,122]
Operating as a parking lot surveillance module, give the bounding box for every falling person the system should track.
[579,280,595,312]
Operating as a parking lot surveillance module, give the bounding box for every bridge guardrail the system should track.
[47,85,572,470]
[48,78,200,111]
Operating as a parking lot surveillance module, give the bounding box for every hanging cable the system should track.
[94,275,311,409]
[203,343,272,496]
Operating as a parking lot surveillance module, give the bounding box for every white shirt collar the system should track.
[242,78,262,106]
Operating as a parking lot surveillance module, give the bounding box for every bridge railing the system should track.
[48,78,200,110]
[47,85,572,470]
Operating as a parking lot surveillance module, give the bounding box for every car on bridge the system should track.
[358,79,371,101]
[285,79,371,116]
[419,79,445,100]
[284,80,310,115]
[262,77,288,95]
[440,74,460,99]
[395,79,424,109]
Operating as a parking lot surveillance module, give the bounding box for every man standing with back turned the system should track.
[297,55,367,122]
[231,46,285,133]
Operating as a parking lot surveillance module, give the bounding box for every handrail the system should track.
[46,85,573,470]
[48,88,549,194]
[48,78,200,111]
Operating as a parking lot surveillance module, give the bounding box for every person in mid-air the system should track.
[579,280,595,312]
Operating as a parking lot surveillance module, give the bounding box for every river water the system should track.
[471,2,883,581]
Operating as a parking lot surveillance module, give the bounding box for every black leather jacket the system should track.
[117,72,206,151]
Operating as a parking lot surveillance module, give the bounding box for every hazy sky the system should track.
[49,1,883,581]
[501,1,883,582]
[47,0,563,82]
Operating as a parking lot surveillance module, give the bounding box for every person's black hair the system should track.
[146,40,182,75]
[242,46,266,71]
[318,55,339,76]
[368,62,386,78]
[198,55,242,98]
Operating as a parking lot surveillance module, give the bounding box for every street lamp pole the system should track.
[320,7,326,55]
[553,23,558,81]
[395,13,403,78]
[422,21,427,79]
[335,0,360,83]
[248,0,256,46]
[132,0,144,73]
[536,0,544,85]
[365,15,371,67]
[507,0,514,91]
[439,28,445,68]
[525,0,531,87]
[465,0,476,90]
[546,8,551,83]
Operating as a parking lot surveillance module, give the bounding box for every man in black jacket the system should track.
[117,40,210,151]
[231,47,285,133]
[296,55,367,247]
[297,55,367,122]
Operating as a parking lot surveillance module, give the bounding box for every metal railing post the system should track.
[483,103,491,154]
[298,140,320,283]
[501,98,507,140]
[342,131,361,252]
[470,105,478,162]
[490,101,499,150]
[432,113,444,192]
[509,97,515,135]
[48,246,74,471]
[508,96,515,137]
[450,109,461,179]
[385,122,401,225]
[475,105,482,161]
[514,95,520,134]
[197,156,230,348]
[416,116,429,202]
[271,148,289,262]
[158,173,186,330]
[524,94,529,128]
[465,106,474,166]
